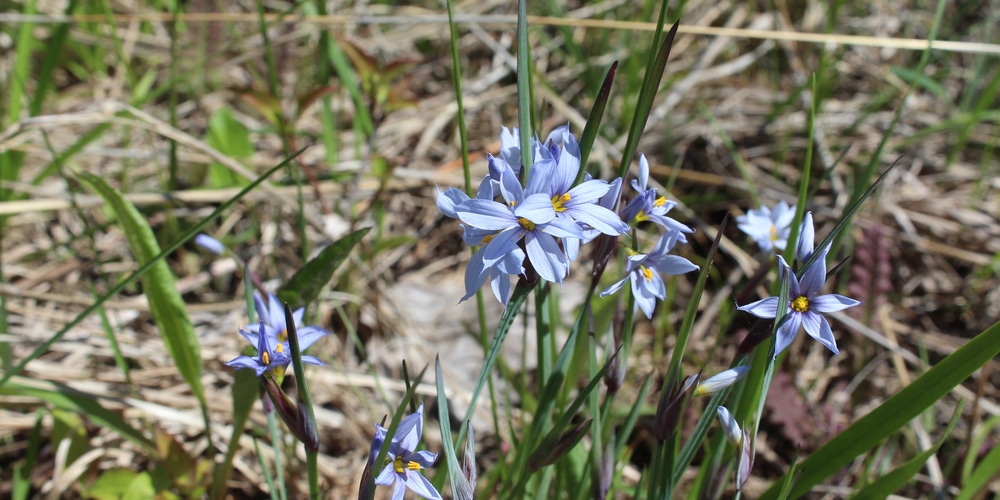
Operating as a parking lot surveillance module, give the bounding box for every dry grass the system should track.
[1,0,998,498]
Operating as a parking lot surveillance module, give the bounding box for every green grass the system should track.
[1,0,998,498]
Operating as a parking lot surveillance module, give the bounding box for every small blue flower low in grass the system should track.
[738,246,862,356]
[226,319,304,377]
[374,404,443,500]
[599,229,699,319]
[243,291,328,354]
[736,200,795,252]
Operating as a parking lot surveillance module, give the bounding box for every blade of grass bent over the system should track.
[759,319,1000,499]
[77,173,210,432]
[0,149,305,390]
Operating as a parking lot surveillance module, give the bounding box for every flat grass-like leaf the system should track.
[436,356,469,499]
[277,227,370,308]
[760,319,1000,499]
[851,404,961,500]
[4,377,154,453]
[78,173,206,408]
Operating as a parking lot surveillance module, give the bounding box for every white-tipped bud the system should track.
[716,406,743,446]
[695,366,749,397]
[195,233,225,255]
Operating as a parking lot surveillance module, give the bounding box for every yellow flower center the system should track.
[483,232,497,244]
[260,350,271,365]
[278,329,288,342]
[518,217,536,231]
[393,458,422,473]
[551,193,572,212]
[769,225,779,242]
[641,266,654,282]
[634,210,649,222]
[791,296,809,313]
[653,196,667,208]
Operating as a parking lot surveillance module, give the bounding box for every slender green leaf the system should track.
[957,419,1000,500]
[78,173,205,406]
[760,320,1000,499]
[851,404,961,500]
[436,357,468,499]
[3,377,154,452]
[575,61,618,184]
[277,227,370,308]
[0,150,303,390]
[516,0,533,175]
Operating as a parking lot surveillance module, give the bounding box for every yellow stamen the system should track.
[278,329,288,342]
[791,296,809,313]
[769,225,779,242]
[483,232,497,244]
[518,217,536,231]
[392,458,423,473]
[261,350,271,365]
[635,211,649,222]
[653,196,667,208]
[641,266,654,282]
[551,193,572,212]
[275,343,284,354]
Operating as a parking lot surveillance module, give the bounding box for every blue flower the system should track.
[242,291,328,355]
[195,233,226,255]
[600,230,699,319]
[527,130,629,239]
[795,211,821,263]
[374,404,443,500]
[736,201,795,253]
[737,246,861,356]
[455,160,582,287]
[620,155,693,236]
[225,319,301,377]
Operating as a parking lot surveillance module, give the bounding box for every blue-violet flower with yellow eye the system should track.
[242,291,328,354]
[600,230,699,319]
[374,404,443,500]
[620,155,693,236]
[738,246,861,356]
[226,319,318,377]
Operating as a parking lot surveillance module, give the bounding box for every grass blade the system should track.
[759,319,1000,499]
[77,173,207,412]
[278,227,370,308]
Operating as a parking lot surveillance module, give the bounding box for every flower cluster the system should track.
[438,127,697,311]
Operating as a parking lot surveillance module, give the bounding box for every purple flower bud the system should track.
[194,233,225,255]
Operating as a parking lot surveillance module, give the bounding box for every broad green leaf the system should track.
[278,227,370,308]
[760,319,1000,499]
[77,173,205,408]
[957,421,1000,500]
[851,404,961,499]
[51,409,89,467]
[0,152,301,390]
[86,468,138,500]
[123,472,158,500]
[4,377,154,452]
[206,107,253,188]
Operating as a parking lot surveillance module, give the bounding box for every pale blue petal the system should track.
[300,355,325,366]
[396,404,424,452]
[525,158,556,195]
[436,187,470,219]
[194,233,225,255]
[810,294,862,313]
[798,247,828,297]
[456,199,516,231]
[542,216,585,239]
[481,228,522,267]
[267,293,286,333]
[599,276,630,297]
[809,315,840,354]
[565,180,610,205]
[515,194,556,224]
[525,232,567,283]
[490,270,512,305]
[407,472,444,500]
[391,480,407,500]
[565,204,628,236]
[796,211,815,262]
[650,255,699,276]
[296,327,328,350]
[499,163,524,203]
[461,246,490,301]
[738,297,780,319]
[773,313,801,357]
[253,292,271,327]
